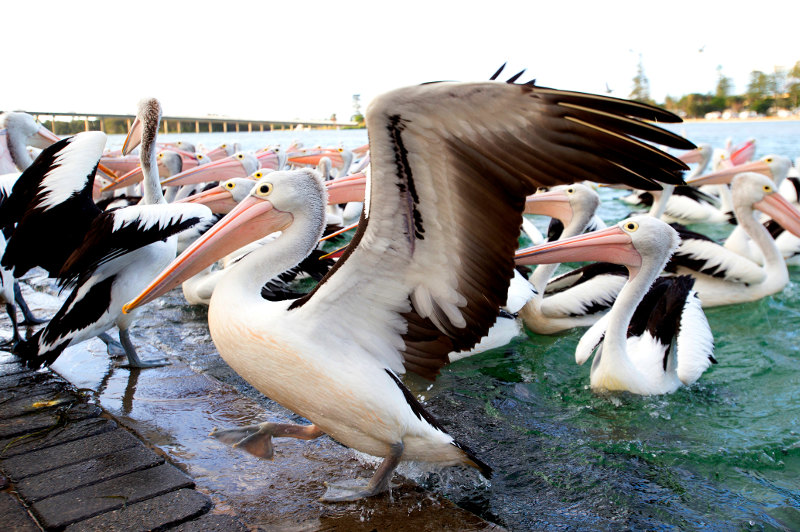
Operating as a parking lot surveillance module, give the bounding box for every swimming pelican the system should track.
[516,216,715,395]
[519,184,625,335]
[665,171,800,307]
[8,99,212,368]
[123,72,693,500]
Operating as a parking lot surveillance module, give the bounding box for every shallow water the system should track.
[10,120,800,529]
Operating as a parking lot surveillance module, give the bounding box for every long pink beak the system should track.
[123,195,294,313]
[326,173,366,204]
[687,159,772,186]
[515,224,641,269]
[177,185,241,213]
[754,190,800,238]
[677,147,704,165]
[523,189,573,222]
[161,153,253,187]
[731,139,756,165]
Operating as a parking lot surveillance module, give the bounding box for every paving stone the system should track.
[0,390,79,420]
[0,402,102,439]
[2,428,143,480]
[0,417,115,459]
[64,488,211,532]
[0,492,40,531]
[31,463,195,529]
[0,361,31,378]
[18,444,164,501]
[170,513,249,531]
[0,369,52,389]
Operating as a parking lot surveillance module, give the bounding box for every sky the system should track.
[4,1,798,123]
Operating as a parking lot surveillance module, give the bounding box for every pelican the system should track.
[516,216,715,395]
[8,99,212,368]
[518,184,625,335]
[0,112,60,174]
[123,71,692,501]
[664,171,800,307]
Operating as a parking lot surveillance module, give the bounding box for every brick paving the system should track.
[0,357,245,531]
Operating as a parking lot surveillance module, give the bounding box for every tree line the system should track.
[630,59,800,119]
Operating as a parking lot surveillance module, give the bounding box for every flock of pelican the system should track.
[1,68,798,502]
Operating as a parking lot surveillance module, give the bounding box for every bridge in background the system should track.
[14,111,358,135]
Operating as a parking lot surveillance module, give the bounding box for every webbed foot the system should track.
[321,478,399,502]
[210,422,323,459]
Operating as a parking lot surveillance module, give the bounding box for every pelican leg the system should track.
[117,329,170,368]
[97,332,125,356]
[15,283,47,325]
[0,303,21,349]
[321,442,403,502]
[210,422,323,459]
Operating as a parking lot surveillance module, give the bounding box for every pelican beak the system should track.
[160,153,253,187]
[677,147,704,165]
[319,221,359,242]
[203,145,231,161]
[102,167,144,192]
[730,139,756,165]
[326,173,366,204]
[515,224,641,269]
[176,185,240,214]
[686,159,772,186]
[523,189,573,223]
[30,125,60,148]
[288,149,341,167]
[320,245,347,259]
[123,195,294,313]
[754,190,800,238]
[121,116,143,156]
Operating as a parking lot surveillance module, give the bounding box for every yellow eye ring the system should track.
[256,183,273,196]
[765,157,773,163]
[623,221,639,232]
[225,181,235,190]
[254,172,263,179]
[157,152,164,158]
[763,185,773,193]
[566,187,574,194]
[236,153,244,160]
[221,144,227,148]
[197,154,204,160]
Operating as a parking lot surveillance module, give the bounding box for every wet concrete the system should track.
[3,270,498,530]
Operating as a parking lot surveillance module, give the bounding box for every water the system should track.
[18,120,800,529]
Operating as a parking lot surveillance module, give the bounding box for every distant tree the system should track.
[746,70,777,114]
[330,113,337,122]
[711,65,732,111]
[788,61,800,108]
[629,55,655,105]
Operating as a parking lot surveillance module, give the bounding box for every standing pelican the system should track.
[516,216,715,395]
[8,99,212,368]
[123,71,693,500]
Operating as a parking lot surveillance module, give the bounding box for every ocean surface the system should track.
[90,120,800,529]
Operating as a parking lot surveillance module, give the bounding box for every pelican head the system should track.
[123,168,327,313]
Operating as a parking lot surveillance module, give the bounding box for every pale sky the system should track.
[4,1,798,123]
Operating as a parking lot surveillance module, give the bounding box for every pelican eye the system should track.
[236,153,244,160]
[338,147,344,152]
[763,184,773,193]
[197,154,204,160]
[537,186,549,193]
[157,152,164,159]
[566,187,575,194]
[623,221,639,232]
[254,171,264,179]
[257,183,273,196]
[221,144,227,148]
[765,157,773,163]
[225,181,236,190]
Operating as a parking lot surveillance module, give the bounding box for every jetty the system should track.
[4,111,359,135]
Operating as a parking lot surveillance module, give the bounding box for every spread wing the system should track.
[59,203,214,290]
[0,132,106,277]
[286,76,694,380]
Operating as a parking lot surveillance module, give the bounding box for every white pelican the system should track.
[518,184,625,335]
[664,172,800,307]
[516,216,715,395]
[7,99,212,368]
[0,112,60,174]
[123,72,693,500]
